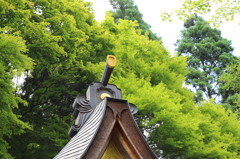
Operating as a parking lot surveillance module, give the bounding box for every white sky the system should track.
[87,0,240,57]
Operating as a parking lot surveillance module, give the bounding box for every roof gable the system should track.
[55,98,157,159]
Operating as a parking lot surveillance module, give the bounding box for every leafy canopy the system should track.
[160,0,240,26]
[0,27,33,158]
[176,15,236,103]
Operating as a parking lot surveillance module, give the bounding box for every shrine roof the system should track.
[54,98,157,159]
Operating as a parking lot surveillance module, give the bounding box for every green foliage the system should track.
[100,15,237,158]
[109,0,160,40]
[220,58,240,114]
[8,116,71,159]
[100,14,190,97]
[220,58,240,93]
[176,15,236,103]
[197,101,240,158]
[0,28,33,158]
[160,0,240,27]
[0,0,107,158]
[151,100,240,158]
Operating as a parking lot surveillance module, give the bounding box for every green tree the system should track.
[109,0,160,40]
[99,15,240,158]
[0,28,33,158]
[160,0,240,26]
[0,0,107,158]
[176,15,236,103]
